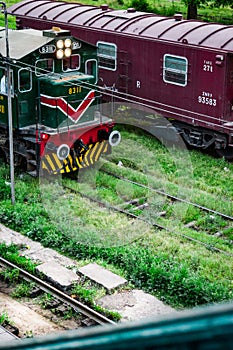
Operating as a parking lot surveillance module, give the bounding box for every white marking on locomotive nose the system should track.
[136,80,141,88]
[40,90,95,123]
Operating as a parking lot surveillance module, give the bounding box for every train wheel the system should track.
[215,147,233,161]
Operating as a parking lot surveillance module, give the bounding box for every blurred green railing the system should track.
[1,301,233,350]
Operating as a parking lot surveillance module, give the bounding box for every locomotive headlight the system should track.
[56,49,64,59]
[109,130,121,147]
[64,48,72,58]
[64,38,72,48]
[57,144,70,160]
[56,39,64,49]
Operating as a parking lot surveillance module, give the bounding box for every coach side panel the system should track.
[16,17,228,132]
[84,31,227,132]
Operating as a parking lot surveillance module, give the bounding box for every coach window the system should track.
[62,54,80,71]
[85,60,97,83]
[18,68,32,93]
[163,54,188,86]
[97,42,117,71]
[35,59,54,76]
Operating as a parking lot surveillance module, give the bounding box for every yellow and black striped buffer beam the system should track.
[41,141,110,175]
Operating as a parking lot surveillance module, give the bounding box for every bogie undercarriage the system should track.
[171,121,233,160]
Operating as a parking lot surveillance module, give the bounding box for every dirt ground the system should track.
[0,284,80,338]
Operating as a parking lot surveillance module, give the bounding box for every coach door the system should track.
[118,50,130,95]
[230,54,233,121]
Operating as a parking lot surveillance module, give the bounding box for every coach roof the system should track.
[8,0,233,52]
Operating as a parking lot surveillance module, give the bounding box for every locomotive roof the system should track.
[8,0,233,52]
[0,28,53,59]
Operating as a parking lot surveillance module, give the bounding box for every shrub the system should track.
[0,178,11,200]
[130,0,151,12]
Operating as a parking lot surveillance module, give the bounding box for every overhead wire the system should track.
[8,56,231,131]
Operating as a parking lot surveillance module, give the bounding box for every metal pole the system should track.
[1,2,15,204]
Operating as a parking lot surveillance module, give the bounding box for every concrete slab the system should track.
[36,261,79,290]
[0,224,32,246]
[98,289,175,322]
[0,224,76,267]
[22,247,76,267]
[78,263,127,292]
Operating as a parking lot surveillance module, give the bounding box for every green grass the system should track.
[0,312,12,326]
[0,267,19,283]
[0,0,232,312]
[0,241,37,274]
[0,126,233,309]
[71,283,121,321]
[11,281,36,298]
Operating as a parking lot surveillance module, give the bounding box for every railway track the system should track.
[62,182,233,258]
[0,257,116,326]
[100,169,233,222]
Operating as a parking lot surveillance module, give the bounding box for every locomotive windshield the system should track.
[62,54,80,71]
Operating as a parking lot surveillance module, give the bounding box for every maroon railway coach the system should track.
[8,0,233,158]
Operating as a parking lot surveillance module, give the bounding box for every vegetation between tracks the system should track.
[0,243,121,322]
[0,128,233,308]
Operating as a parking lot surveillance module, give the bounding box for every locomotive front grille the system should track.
[41,141,110,175]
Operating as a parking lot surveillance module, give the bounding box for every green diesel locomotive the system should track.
[0,27,120,176]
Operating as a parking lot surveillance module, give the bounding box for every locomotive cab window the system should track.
[0,68,14,96]
[62,54,80,71]
[35,59,54,76]
[163,54,188,86]
[18,68,32,93]
[97,42,117,71]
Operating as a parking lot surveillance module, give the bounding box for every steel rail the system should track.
[101,169,233,222]
[0,256,116,326]
[63,185,233,257]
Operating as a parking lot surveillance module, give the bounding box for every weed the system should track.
[196,215,227,234]
[39,293,55,309]
[63,307,75,320]
[0,268,19,283]
[222,227,233,240]
[93,305,121,322]
[0,178,11,200]
[0,312,11,325]
[11,281,36,298]
[71,283,121,321]
[25,330,34,338]
[71,284,97,306]
[0,243,36,274]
